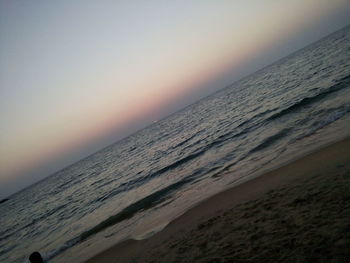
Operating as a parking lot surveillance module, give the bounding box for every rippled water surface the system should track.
[1,26,350,263]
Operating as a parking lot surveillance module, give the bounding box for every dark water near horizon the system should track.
[1,26,350,263]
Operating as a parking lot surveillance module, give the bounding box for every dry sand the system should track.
[86,138,350,263]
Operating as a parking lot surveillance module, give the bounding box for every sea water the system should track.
[1,25,350,263]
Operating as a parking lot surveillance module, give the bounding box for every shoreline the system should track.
[86,137,350,263]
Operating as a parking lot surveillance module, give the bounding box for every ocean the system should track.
[1,25,350,263]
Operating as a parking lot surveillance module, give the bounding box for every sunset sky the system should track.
[1,0,350,198]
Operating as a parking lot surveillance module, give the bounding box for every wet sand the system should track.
[86,137,350,263]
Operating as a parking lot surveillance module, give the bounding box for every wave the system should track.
[267,74,350,121]
[42,236,81,262]
[180,108,275,155]
[43,176,196,262]
[196,111,273,152]
[126,109,278,189]
[95,148,208,204]
[236,108,276,130]
[80,176,194,241]
[0,244,17,257]
[155,150,206,175]
[171,129,205,150]
[210,130,288,179]
[249,128,291,154]
[98,111,272,196]
[295,107,350,141]
[0,201,70,244]
[337,74,350,82]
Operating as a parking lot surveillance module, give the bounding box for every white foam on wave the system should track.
[131,221,170,240]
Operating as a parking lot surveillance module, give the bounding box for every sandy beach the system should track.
[86,137,350,263]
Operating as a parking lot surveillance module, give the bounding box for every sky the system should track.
[1,0,350,198]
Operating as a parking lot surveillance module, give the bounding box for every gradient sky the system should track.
[1,0,350,198]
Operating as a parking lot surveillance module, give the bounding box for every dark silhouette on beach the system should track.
[29,252,44,263]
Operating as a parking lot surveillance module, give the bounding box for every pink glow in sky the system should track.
[1,0,350,197]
